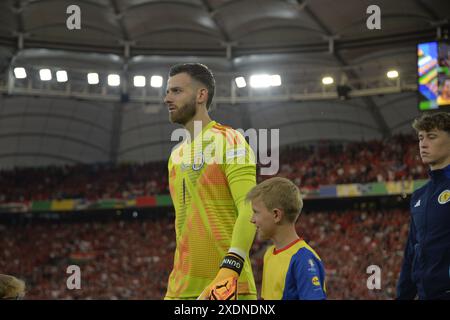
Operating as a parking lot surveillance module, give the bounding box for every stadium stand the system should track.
[0,134,426,204]
[1,207,409,300]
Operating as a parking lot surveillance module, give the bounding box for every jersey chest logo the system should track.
[192,152,204,171]
[438,190,450,205]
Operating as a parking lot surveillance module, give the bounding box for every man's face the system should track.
[164,73,198,125]
[250,197,277,241]
[418,129,450,167]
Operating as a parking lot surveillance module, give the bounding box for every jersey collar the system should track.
[185,120,217,146]
[273,238,303,255]
[429,164,450,182]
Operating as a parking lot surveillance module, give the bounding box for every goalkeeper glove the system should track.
[197,253,244,300]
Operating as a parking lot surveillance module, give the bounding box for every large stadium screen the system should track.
[418,41,450,110]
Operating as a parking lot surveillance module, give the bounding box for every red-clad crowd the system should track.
[299,208,408,299]
[1,208,410,300]
[0,134,427,204]
[1,217,174,299]
[0,162,168,203]
[263,134,426,188]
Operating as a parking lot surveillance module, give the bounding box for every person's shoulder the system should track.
[411,180,430,198]
[213,122,234,131]
[211,122,245,144]
[170,140,186,154]
[264,244,275,258]
[292,241,322,264]
[168,142,186,166]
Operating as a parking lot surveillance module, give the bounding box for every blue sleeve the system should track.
[284,250,326,300]
[397,217,418,299]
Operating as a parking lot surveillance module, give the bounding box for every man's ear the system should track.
[273,208,283,224]
[197,87,208,105]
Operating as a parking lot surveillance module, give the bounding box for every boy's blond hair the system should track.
[0,274,26,299]
[246,177,303,223]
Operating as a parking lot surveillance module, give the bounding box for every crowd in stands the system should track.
[0,217,174,299]
[0,133,419,299]
[267,134,426,188]
[0,133,427,204]
[0,162,168,203]
[0,208,410,300]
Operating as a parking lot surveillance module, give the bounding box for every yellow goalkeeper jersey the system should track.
[165,120,257,299]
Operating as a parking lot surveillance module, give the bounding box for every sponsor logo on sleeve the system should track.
[226,148,246,160]
[312,276,320,286]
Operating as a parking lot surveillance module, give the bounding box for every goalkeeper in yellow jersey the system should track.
[163,63,257,300]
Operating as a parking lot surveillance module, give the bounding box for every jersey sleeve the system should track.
[397,215,418,299]
[287,250,326,300]
[222,129,257,259]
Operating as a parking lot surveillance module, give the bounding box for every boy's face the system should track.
[250,197,277,241]
[418,129,450,168]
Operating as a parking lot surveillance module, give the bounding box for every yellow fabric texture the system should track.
[165,120,257,299]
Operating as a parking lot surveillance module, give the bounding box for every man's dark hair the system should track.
[169,63,215,110]
[412,111,450,134]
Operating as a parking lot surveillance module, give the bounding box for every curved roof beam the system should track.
[0,132,109,155]
[123,2,216,32]
[121,121,167,135]
[336,14,433,34]
[350,47,415,65]
[211,0,248,12]
[199,0,231,55]
[2,97,117,115]
[0,113,111,134]
[26,23,121,40]
[267,118,381,133]
[233,24,326,41]
[390,118,417,132]
[295,0,391,138]
[109,0,130,42]
[133,27,220,41]
[123,0,203,13]
[253,100,367,113]
[376,93,416,110]
[414,0,439,20]
[0,152,83,164]
[26,0,109,10]
[118,139,174,156]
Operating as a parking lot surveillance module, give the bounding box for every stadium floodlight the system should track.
[150,75,163,88]
[56,70,68,83]
[322,76,334,85]
[108,74,120,87]
[250,74,271,88]
[39,69,52,81]
[387,70,399,79]
[134,75,146,87]
[87,72,99,85]
[14,67,27,79]
[270,74,282,86]
[235,77,247,88]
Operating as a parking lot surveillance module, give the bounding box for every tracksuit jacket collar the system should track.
[428,164,450,181]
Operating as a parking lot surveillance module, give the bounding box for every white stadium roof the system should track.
[0,0,449,167]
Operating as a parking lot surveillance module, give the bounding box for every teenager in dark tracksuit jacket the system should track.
[397,112,450,300]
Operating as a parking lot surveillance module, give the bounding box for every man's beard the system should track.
[169,97,197,126]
